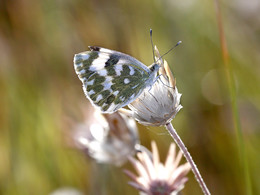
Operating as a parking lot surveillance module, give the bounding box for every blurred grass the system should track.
[1,0,260,194]
[214,0,251,194]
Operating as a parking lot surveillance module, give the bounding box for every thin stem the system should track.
[214,0,252,194]
[165,122,210,195]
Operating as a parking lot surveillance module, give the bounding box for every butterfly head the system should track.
[149,63,160,73]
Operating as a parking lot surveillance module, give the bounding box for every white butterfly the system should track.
[74,46,160,113]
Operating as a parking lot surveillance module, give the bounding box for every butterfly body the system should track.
[74,46,159,113]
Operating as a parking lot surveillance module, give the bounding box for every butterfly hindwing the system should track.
[74,47,152,113]
[85,72,147,113]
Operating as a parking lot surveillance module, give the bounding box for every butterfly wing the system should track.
[74,47,151,113]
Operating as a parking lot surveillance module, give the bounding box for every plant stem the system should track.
[165,122,210,195]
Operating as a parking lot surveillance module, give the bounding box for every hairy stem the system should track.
[165,122,210,195]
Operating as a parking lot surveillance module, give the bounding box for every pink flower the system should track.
[124,141,191,195]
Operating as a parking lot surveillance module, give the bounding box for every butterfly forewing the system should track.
[74,47,151,113]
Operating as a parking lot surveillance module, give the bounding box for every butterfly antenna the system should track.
[150,29,156,63]
[159,41,182,60]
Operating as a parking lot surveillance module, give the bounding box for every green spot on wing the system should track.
[105,54,119,67]
[94,75,106,85]
[102,105,110,111]
[101,94,116,111]
[94,90,111,106]
[106,66,116,76]
[86,73,106,89]
[74,57,83,64]
[75,52,98,73]
[88,84,103,93]
[105,94,115,105]
[92,90,116,112]
[113,80,145,105]
[114,96,123,104]
[79,71,94,80]
[121,65,130,76]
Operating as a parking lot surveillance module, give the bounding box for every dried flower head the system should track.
[73,105,139,166]
[124,141,191,195]
[125,46,182,126]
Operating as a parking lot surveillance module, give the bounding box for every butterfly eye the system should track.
[155,64,160,70]
[150,64,160,72]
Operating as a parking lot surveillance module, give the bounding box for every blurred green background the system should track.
[1,0,260,194]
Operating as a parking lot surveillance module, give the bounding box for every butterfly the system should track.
[74,46,160,113]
